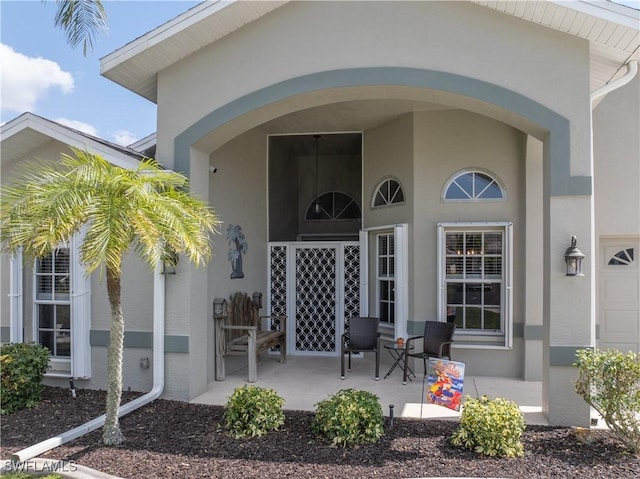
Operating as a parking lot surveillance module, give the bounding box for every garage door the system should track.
[598,239,639,354]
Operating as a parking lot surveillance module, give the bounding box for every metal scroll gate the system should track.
[268,242,360,356]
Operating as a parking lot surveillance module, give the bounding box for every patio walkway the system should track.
[192,354,549,425]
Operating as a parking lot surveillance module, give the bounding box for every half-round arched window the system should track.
[608,248,635,266]
[306,191,361,220]
[443,169,505,202]
[372,177,405,208]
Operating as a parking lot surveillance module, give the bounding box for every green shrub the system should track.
[1,342,50,415]
[312,388,385,447]
[223,385,285,438]
[451,395,525,457]
[574,348,640,453]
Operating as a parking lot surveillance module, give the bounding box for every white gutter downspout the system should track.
[11,264,166,463]
[591,60,638,104]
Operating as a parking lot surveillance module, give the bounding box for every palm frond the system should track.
[54,0,107,55]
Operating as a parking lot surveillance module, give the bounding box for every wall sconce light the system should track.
[564,235,585,277]
[252,292,263,309]
[161,250,179,275]
[213,298,228,317]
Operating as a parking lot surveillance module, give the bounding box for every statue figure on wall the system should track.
[227,224,247,279]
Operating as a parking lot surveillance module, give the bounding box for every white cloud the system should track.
[112,130,139,146]
[0,43,75,113]
[54,117,99,137]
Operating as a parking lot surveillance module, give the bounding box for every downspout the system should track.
[591,60,638,105]
[11,264,166,463]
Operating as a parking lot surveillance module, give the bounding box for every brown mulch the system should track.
[1,386,639,479]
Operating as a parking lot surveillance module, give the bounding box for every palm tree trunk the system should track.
[103,265,125,445]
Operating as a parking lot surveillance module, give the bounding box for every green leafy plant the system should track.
[451,395,525,457]
[312,388,385,447]
[223,385,285,438]
[574,348,640,453]
[1,342,51,415]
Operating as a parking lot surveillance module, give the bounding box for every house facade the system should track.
[2,0,639,427]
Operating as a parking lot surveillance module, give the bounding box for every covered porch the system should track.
[192,354,549,426]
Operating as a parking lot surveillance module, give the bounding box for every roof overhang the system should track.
[0,113,145,169]
[100,0,289,103]
[100,0,639,104]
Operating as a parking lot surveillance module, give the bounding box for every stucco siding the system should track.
[593,75,640,238]
[156,1,589,169]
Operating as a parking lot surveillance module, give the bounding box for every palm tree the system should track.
[0,148,219,445]
[53,0,108,55]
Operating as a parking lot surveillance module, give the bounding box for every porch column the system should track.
[542,146,595,427]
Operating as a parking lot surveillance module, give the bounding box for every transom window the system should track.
[443,170,505,201]
[35,248,71,357]
[372,177,405,208]
[305,191,361,220]
[608,248,634,266]
[377,233,395,326]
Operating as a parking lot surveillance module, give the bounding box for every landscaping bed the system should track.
[1,387,638,479]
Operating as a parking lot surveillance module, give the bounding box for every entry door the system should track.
[268,242,360,356]
[598,238,640,353]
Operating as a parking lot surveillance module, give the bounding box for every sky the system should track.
[1,0,200,146]
[1,0,638,147]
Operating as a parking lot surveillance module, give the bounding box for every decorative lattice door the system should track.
[268,242,360,356]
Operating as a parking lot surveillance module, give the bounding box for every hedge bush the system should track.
[451,395,525,457]
[312,388,385,447]
[223,385,285,438]
[1,342,50,415]
[574,348,640,453]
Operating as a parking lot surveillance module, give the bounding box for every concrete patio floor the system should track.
[192,353,549,425]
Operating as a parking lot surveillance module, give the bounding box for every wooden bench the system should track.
[214,292,286,382]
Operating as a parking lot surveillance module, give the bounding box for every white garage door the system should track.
[598,239,639,354]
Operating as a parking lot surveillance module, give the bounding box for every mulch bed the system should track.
[1,386,638,478]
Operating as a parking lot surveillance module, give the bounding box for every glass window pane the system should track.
[55,275,70,299]
[466,307,482,329]
[465,233,482,254]
[465,257,482,278]
[387,304,395,324]
[54,249,70,273]
[39,304,54,329]
[479,182,503,199]
[56,332,71,357]
[36,276,53,300]
[456,173,474,196]
[447,283,463,304]
[446,233,464,254]
[39,331,55,353]
[484,233,502,254]
[446,257,463,277]
[56,305,71,329]
[446,182,467,199]
[484,308,501,330]
[37,255,53,273]
[466,284,482,304]
[484,257,502,277]
[485,284,501,306]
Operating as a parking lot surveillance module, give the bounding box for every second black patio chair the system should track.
[403,320,456,384]
[341,316,381,380]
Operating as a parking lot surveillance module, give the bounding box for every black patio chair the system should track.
[403,320,456,384]
[341,316,381,380]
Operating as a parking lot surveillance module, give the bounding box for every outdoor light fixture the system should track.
[252,292,263,309]
[564,235,585,277]
[161,251,179,275]
[213,298,228,317]
[313,134,321,214]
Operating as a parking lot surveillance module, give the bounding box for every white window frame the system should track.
[442,169,506,202]
[376,232,395,328]
[437,222,513,349]
[363,224,408,341]
[11,232,92,378]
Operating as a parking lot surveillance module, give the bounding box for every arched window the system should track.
[305,191,361,220]
[372,177,405,208]
[443,169,505,201]
[608,248,635,266]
